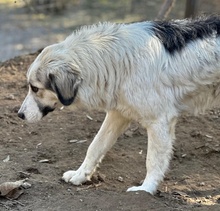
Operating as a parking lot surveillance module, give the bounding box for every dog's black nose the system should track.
[18,112,25,120]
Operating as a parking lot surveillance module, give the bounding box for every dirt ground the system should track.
[0,50,220,211]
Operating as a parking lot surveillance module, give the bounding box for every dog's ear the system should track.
[48,63,82,106]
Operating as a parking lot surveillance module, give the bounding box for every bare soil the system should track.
[0,52,220,210]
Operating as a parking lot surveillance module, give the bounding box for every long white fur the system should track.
[19,21,220,194]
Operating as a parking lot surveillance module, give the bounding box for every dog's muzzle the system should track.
[17,106,55,120]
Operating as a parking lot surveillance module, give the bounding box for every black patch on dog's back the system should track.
[152,15,220,54]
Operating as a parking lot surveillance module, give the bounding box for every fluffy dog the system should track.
[18,15,220,194]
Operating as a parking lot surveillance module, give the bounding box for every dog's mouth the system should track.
[41,106,55,117]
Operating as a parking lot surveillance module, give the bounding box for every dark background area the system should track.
[1,0,220,62]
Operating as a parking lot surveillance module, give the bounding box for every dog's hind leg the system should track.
[127,116,177,194]
[62,110,130,185]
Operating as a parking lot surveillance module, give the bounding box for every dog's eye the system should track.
[30,85,39,93]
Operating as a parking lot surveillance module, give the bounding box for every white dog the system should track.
[18,15,220,194]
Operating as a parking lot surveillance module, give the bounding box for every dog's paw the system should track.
[126,185,155,195]
[62,170,88,185]
[62,170,76,183]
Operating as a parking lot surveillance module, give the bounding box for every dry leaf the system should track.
[39,159,50,163]
[205,134,213,139]
[77,140,87,144]
[0,179,27,199]
[69,139,87,144]
[69,139,79,143]
[5,188,24,200]
[172,190,189,197]
[86,115,93,120]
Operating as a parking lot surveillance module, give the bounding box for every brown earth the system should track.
[0,52,220,211]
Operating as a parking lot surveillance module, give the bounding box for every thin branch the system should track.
[156,0,176,20]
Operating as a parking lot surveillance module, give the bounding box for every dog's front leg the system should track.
[127,116,177,194]
[62,110,130,185]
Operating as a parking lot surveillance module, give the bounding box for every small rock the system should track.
[205,195,212,199]
[117,176,124,182]
[198,182,205,186]
[3,155,10,162]
[5,94,15,100]
[21,182,32,189]
[124,130,133,137]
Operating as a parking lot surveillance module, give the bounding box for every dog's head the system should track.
[18,44,82,123]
